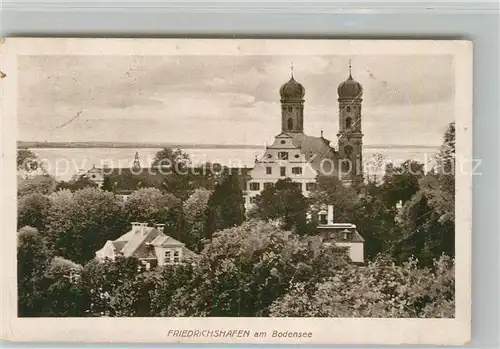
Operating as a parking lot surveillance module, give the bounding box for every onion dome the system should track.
[338,61,363,99]
[280,77,305,100]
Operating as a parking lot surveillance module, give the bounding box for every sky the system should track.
[18,54,455,147]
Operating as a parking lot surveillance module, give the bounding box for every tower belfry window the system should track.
[287,118,293,130]
[346,117,352,129]
[346,106,351,112]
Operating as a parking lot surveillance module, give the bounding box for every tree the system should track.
[151,148,190,171]
[41,257,84,317]
[123,187,180,224]
[308,175,358,222]
[18,174,58,197]
[17,227,52,316]
[381,160,425,207]
[79,256,144,316]
[352,186,400,260]
[18,192,51,232]
[101,176,114,192]
[166,220,348,317]
[269,255,454,318]
[55,175,98,192]
[182,188,212,250]
[421,122,455,224]
[390,123,456,265]
[149,264,195,316]
[204,174,245,238]
[17,149,45,179]
[46,188,127,264]
[248,178,310,234]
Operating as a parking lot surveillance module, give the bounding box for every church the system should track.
[244,62,364,209]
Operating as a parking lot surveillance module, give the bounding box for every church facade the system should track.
[244,64,364,209]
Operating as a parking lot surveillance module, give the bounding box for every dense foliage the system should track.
[204,174,246,239]
[45,188,128,264]
[269,255,454,318]
[17,124,456,318]
[248,178,311,234]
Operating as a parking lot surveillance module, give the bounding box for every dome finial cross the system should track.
[290,61,294,78]
[348,59,352,77]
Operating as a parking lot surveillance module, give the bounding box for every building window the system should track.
[278,152,289,160]
[250,196,257,204]
[306,182,316,191]
[280,140,286,144]
[294,182,302,190]
[319,214,328,225]
[292,167,303,175]
[173,250,180,264]
[249,182,260,191]
[341,161,351,173]
[266,167,272,175]
[264,182,273,190]
[164,250,171,262]
[288,106,293,112]
[345,117,352,129]
[280,167,286,177]
[346,106,351,112]
[141,260,151,270]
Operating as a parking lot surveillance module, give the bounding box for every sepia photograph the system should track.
[1,38,472,345]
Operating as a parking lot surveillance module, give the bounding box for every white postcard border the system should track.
[0,38,472,345]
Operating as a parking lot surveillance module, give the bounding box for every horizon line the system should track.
[17,141,441,150]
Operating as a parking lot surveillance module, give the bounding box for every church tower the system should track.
[337,60,364,181]
[279,63,305,133]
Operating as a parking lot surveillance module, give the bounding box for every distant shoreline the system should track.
[17,142,441,150]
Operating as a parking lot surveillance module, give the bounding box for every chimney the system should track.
[139,222,148,234]
[131,222,141,233]
[327,205,334,224]
[155,223,165,234]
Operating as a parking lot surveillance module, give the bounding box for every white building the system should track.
[95,222,197,269]
[317,205,365,264]
[244,65,364,210]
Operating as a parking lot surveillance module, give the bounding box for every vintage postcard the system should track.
[1,38,472,345]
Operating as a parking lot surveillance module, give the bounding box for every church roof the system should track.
[288,133,339,176]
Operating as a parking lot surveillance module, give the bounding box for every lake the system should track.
[31,147,439,181]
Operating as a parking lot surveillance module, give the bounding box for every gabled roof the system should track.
[96,225,198,262]
[289,133,339,175]
[120,226,161,257]
[149,235,185,247]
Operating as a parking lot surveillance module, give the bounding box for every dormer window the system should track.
[342,229,352,240]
